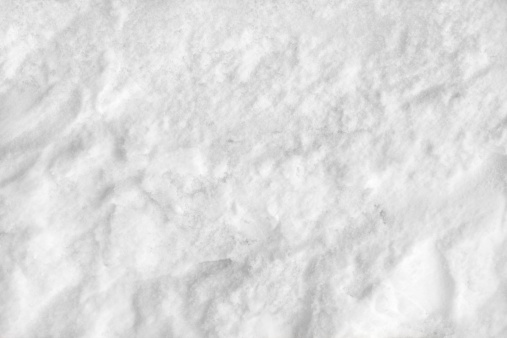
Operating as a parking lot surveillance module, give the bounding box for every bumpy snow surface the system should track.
[1,1,507,337]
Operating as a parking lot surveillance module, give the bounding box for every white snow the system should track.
[1,0,507,337]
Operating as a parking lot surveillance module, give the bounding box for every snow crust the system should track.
[1,0,507,337]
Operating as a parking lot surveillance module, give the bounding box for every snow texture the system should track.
[1,0,507,337]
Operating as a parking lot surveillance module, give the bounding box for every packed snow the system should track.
[1,0,507,337]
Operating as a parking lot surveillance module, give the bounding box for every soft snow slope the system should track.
[1,0,507,337]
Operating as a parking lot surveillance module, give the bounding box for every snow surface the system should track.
[1,0,507,337]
